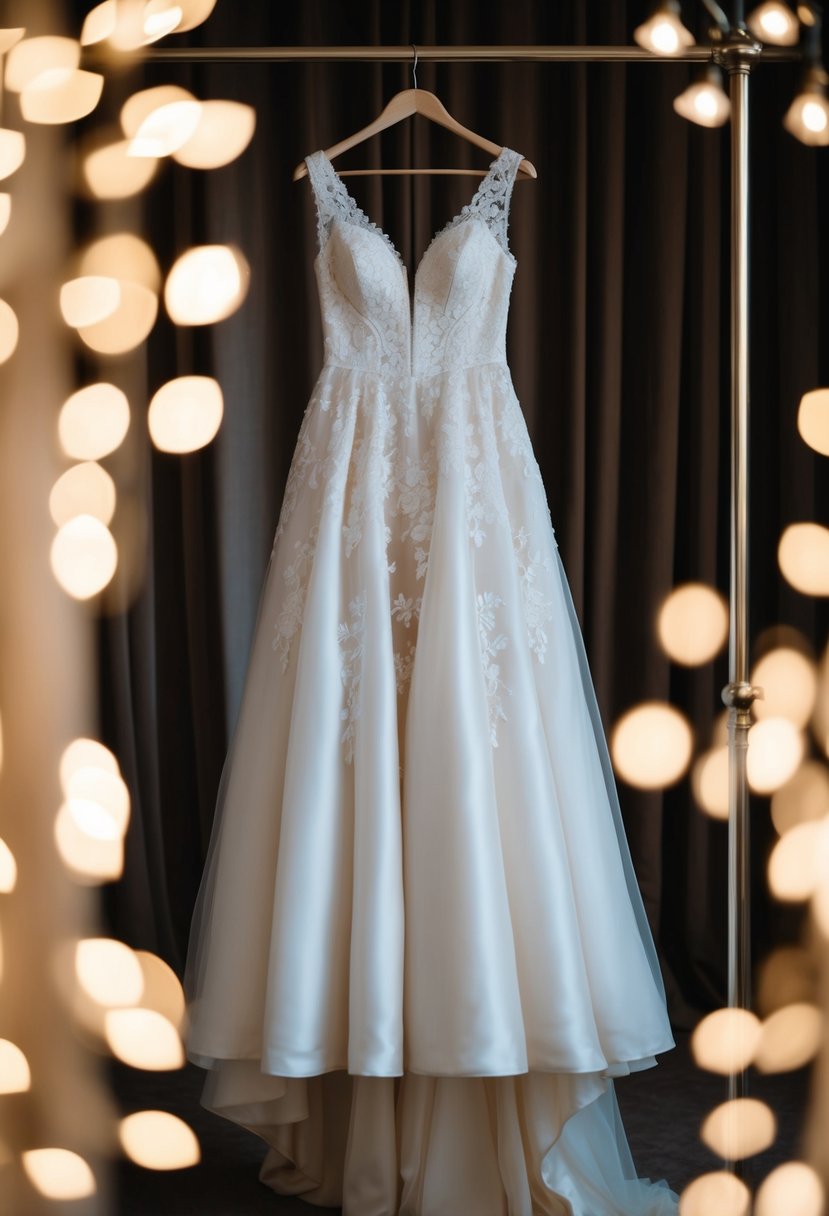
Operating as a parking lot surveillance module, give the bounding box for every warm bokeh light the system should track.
[120,85,195,138]
[119,1110,200,1170]
[169,0,219,31]
[752,647,817,727]
[54,801,124,883]
[5,36,79,93]
[80,232,161,293]
[80,1,117,46]
[77,281,158,355]
[798,388,829,456]
[21,68,103,124]
[746,716,805,793]
[678,1171,751,1216]
[0,128,25,181]
[690,1007,762,1075]
[142,3,184,42]
[755,1003,824,1073]
[66,797,121,842]
[747,2,800,44]
[83,138,159,199]
[756,946,818,1016]
[814,639,829,757]
[691,746,730,819]
[814,876,829,938]
[784,89,829,148]
[0,297,19,363]
[778,523,829,595]
[0,193,11,235]
[657,583,728,665]
[633,11,695,54]
[0,1039,31,1093]
[0,837,17,893]
[60,275,121,329]
[700,1097,777,1160]
[58,383,130,460]
[754,1161,825,1216]
[164,244,250,325]
[66,765,130,836]
[49,461,117,528]
[21,1148,95,1201]
[75,938,144,1008]
[59,738,120,791]
[135,951,186,1029]
[610,702,693,789]
[104,1009,185,1070]
[771,762,829,835]
[129,100,203,158]
[50,515,118,600]
[173,100,257,168]
[673,75,731,128]
[768,819,828,901]
[148,375,224,453]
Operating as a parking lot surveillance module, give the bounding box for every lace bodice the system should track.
[304,147,524,380]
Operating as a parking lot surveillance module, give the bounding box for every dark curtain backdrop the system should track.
[88,1,829,1028]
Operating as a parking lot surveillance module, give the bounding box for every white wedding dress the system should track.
[184,146,680,1215]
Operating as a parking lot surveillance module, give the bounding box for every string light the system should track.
[747,2,801,44]
[634,2,695,55]
[673,64,731,127]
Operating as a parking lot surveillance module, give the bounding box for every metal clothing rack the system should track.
[133,36,804,1174]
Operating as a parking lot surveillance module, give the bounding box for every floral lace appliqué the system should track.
[476,591,510,747]
[338,593,367,764]
[272,528,318,672]
[514,527,554,664]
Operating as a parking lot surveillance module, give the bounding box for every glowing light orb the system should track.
[58,383,130,460]
[755,1162,824,1216]
[746,717,805,793]
[173,100,256,169]
[679,1171,750,1216]
[778,523,829,596]
[75,938,144,1007]
[611,702,693,789]
[50,515,118,600]
[59,738,120,790]
[83,139,159,199]
[690,1007,762,1075]
[22,1149,95,1201]
[657,583,728,666]
[5,36,79,93]
[700,1098,776,1160]
[49,462,117,528]
[104,1008,185,1070]
[129,100,202,158]
[0,299,18,363]
[77,281,158,354]
[771,762,829,835]
[54,802,124,883]
[60,276,121,328]
[755,1003,823,1073]
[21,68,103,125]
[752,647,817,727]
[0,1039,30,1093]
[768,819,828,901]
[164,244,250,325]
[81,1,117,46]
[798,388,829,456]
[66,766,130,835]
[119,1110,200,1170]
[135,951,186,1028]
[0,838,17,893]
[148,376,224,453]
[691,746,730,819]
[80,233,161,292]
[0,129,25,181]
[0,194,12,235]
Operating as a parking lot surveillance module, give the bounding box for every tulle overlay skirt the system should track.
[184,362,680,1214]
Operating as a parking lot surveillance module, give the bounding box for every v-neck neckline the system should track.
[318,146,513,282]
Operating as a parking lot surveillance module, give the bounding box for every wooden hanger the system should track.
[292,48,536,182]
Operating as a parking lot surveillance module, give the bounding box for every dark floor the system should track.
[111,1031,813,1214]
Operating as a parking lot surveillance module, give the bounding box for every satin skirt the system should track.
[184,363,680,1213]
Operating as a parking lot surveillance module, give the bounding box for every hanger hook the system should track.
[411,43,418,90]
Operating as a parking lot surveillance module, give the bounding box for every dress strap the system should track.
[304,150,350,250]
[462,147,524,256]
